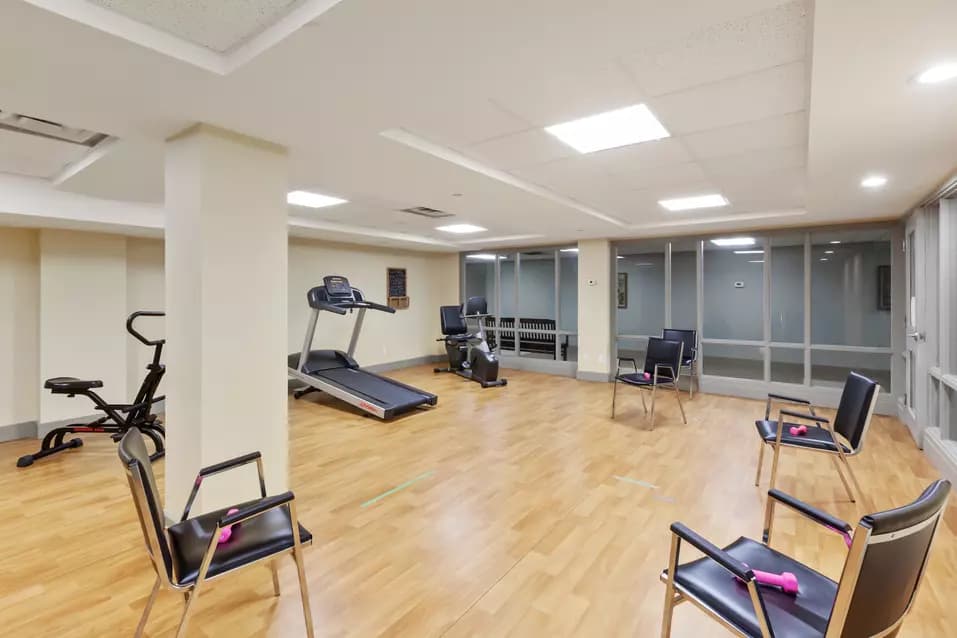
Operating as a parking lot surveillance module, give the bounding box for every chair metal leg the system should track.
[289,503,315,638]
[768,441,783,493]
[176,585,200,638]
[673,384,687,424]
[660,533,680,638]
[271,560,281,597]
[639,385,647,413]
[829,454,855,503]
[754,442,766,487]
[840,454,866,508]
[135,576,161,638]
[649,383,657,429]
[612,379,619,418]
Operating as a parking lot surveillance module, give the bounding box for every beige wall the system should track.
[0,228,39,427]
[126,238,165,396]
[289,238,460,366]
[0,226,460,432]
[576,239,614,379]
[39,230,129,426]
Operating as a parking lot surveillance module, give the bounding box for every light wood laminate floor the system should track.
[0,366,953,637]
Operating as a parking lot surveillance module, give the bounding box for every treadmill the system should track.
[288,275,438,419]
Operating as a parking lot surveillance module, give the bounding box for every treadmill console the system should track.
[323,275,355,301]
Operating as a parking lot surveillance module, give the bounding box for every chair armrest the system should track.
[617,357,638,375]
[778,409,830,424]
[654,363,677,380]
[670,522,752,580]
[768,489,851,533]
[219,491,295,527]
[767,392,810,404]
[180,451,265,521]
[199,451,262,477]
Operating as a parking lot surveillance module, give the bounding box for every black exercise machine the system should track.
[434,297,506,388]
[17,311,166,468]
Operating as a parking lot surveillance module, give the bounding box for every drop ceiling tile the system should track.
[701,145,806,180]
[648,62,807,135]
[492,63,644,127]
[622,0,808,97]
[0,130,88,179]
[718,165,806,208]
[583,136,694,172]
[468,128,576,170]
[683,111,807,160]
[511,155,618,198]
[607,160,710,191]
[87,0,308,52]
[401,97,532,149]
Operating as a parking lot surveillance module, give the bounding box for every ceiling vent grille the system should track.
[399,206,454,219]
[0,110,108,147]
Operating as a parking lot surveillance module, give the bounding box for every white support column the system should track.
[164,124,289,516]
[577,239,614,381]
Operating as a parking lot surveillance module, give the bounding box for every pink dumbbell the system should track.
[218,508,240,544]
[736,563,800,594]
[643,372,651,380]
[789,424,808,436]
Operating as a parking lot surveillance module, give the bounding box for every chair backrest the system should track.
[439,305,467,336]
[833,372,880,450]
[828,480,950,637]
[662,329,696,361]
[118,428,173,585]
[644,337,684,380]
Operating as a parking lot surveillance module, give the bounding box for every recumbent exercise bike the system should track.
[17,311,166,468]
[434,297,506,388]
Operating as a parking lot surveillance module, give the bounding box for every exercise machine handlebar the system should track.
[127,311,166,346]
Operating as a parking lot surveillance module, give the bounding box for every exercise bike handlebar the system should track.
[127,311,166,346]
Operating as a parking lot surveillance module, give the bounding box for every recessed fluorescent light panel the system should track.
[560,248,579,253]
[287,190,347,208]
[917,63,957,84]
[467,254,498,261]
[616,255,625,259]
[749,260,764,264]
[734,250,764,255]
[659,194,729,212]
[830,240,841,245]
[710,237,756,247]
[544,104,670,154]
[825,250,835,254]
[435,224,487,234]
[861,175,888,188]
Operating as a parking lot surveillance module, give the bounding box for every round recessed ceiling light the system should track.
[861,175,888,188]
[916,62,957,84]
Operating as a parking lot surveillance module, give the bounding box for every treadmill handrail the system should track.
[315,301,348,315]
[326,300,396,314]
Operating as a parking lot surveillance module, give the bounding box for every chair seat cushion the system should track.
[663,537,837,638]
[755,420,851,453]
[168,500,312,586]
[617,373,654,386]
[44,376,103,391]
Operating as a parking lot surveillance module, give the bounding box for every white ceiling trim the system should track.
[380,128,629,228]
[51,135,119,186]
[457,234,546,245]
[21,0,345,75]
[629,208,806,230]
[287,215,458,249]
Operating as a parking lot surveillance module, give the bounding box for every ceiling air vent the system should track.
[0,110,108,147]
[399,206,454,219]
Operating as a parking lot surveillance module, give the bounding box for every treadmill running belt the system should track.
[314,367,433,412]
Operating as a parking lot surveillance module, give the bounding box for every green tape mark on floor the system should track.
[614,475,659,490]
[361,470,435,508]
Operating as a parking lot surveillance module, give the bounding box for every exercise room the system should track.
[2,2,956,637]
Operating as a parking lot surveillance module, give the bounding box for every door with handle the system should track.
[901,213,926,434]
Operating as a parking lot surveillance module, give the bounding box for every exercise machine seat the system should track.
[666,536,837,638]
[43,376,104,392]
[755,420,852,453]
[167,501,313,586]
[439,305,468,336]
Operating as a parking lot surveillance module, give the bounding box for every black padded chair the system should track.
[755,372,880,503]
[612,337,687,429]
[662,328,697,399]
[118,428,314,638]
[660,480,950,638]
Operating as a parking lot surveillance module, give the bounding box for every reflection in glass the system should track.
[703,239,764,340]
[617,251,665,336]
[702,343,764,380]
[811,350,891,391]
[671,240,697,331]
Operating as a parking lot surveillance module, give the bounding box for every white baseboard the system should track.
[923,427,957,484]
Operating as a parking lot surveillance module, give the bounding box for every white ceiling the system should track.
[0,0,954,251]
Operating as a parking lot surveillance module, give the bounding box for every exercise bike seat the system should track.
[44,377,104,392]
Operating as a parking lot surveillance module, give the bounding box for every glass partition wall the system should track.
[461,247,579,371]
[615,224,895,400]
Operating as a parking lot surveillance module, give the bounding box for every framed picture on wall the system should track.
[617,272,628,309]
[877,265,891,310]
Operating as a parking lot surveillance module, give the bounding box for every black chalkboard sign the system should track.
[387,267,409,309]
